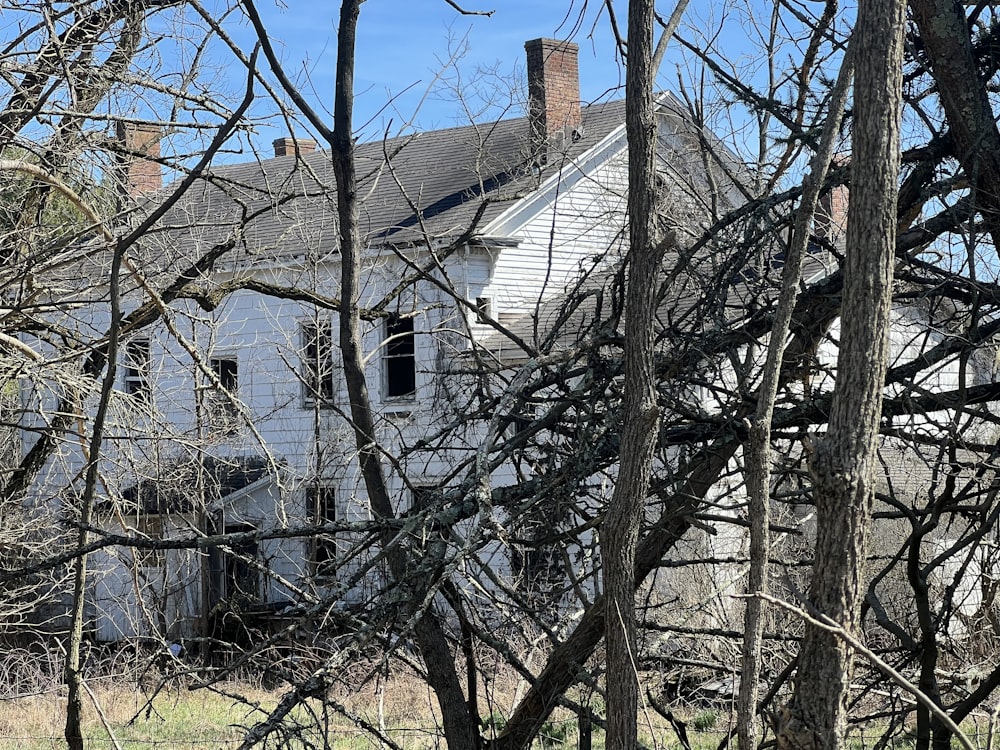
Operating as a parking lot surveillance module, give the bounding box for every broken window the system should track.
[384,313,415,399]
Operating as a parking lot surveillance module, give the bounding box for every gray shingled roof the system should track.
[154,99,639,263]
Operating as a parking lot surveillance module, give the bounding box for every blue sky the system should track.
[238,1,633,145]
[210,1,797,158]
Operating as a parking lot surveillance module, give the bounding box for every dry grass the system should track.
[0,673,483,750]
[0,669,739,750]
[0,680,266,749]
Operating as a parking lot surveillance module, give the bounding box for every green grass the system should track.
[0,676,462,749]
[0,683,260,749]
[0,683,816,750]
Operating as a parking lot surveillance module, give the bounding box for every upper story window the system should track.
[207,356,239,430]
[300,320,334,406]
[123,338,151,401]
[384,313,415,400]
[212,357,238,394]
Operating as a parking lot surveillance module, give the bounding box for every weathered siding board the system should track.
[488,150,630,315]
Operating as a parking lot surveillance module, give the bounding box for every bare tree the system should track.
[602,0,665,746]
[778,1,906,747]
[9,4,1000,750]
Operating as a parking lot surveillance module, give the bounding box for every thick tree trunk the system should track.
[737,51,854,750]
[330,4,477,750]
[602,0,663,747]
[777,2,905,749]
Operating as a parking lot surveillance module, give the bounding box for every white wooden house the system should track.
[73,38,754,642]
[18,37,995,648]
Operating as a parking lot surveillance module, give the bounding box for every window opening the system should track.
[123,338,151,401]
[308,486,337,577]
[206,356,239,432]
[475,296,492,323]
[212,357,238,393]
[384,313,415,399]
[301,320,334,406]
[223,523,260,606]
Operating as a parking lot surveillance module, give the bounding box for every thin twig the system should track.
[82,679,125,750]
[442,0,494,15]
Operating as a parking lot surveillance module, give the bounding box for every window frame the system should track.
[211,356,238,394]
[474,296,493,324]
[207,355,240,430]
[300,319,335,407]
[123,338,151,401]
[383,312,416,401]
[222,522,260,605]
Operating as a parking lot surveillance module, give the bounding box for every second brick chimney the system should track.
[525,38,582,163]
[273,137,317,158]
[816,158,849,246]
[117,121,162,197]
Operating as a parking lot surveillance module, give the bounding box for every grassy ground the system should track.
[1,680,957,750]
[0,684,949,750]
[0,678,736,750]
[0,682,263,749]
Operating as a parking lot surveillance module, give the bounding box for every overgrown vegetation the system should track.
[4,1,1000,749]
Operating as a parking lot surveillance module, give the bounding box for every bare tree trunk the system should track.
[603,0,663,746]
[737,50,854,750]
[330,3,477,749]
[66,236,125,750]
[777,2,905,749]
[64,505,89,750]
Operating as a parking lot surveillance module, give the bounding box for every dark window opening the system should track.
[212,357,238,392]
[208,517,260,607]
[124,339,151,401]
[412,484,437,511]
[208,357,239,431]
[301,321,334,406]
[475,296,492,323]
[224,523,260,606]
[512,542,563,595]
[384,313,415,399]
[308,486,337,577]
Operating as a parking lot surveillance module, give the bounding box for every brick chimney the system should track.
[816,159,849,245]
[117,121,162,197]
[525,38,582,163]
[273,137,317,157]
